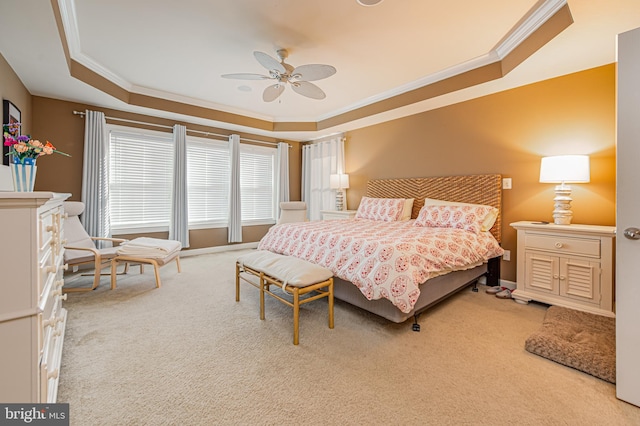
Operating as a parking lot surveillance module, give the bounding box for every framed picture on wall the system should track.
[2,100,21,166]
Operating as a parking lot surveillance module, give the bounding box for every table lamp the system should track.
[329,173,350,211]
[539,155,590,225]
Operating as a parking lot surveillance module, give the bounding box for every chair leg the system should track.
[151,260,162,288]
[110,259,118,290]
[175,256,182,273]
[91,265,101,290]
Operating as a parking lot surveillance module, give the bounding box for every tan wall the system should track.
[3,52,616,277]
[0,53,32,147]
[344,64,616,282]
[31,96,303,250]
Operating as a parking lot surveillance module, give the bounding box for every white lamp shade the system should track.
[330,173,350,189]
[539,155,590,183]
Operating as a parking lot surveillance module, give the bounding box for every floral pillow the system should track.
[422,198,499,232]
[355,197,405,222]
[413,204,497,234]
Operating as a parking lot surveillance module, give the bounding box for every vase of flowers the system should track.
[3,122,69,191]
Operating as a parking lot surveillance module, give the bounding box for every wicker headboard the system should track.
[366,174,503,243]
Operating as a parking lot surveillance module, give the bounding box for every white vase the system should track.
[10,158,37,192]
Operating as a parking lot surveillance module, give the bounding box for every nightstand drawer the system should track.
[525,234,600,257]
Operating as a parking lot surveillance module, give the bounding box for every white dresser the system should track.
[510,221,616,317]
[0,192,70,402]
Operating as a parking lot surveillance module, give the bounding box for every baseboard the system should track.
[180,242,258,257]
[477,276,516,289]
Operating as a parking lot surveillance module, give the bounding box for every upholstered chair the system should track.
[63,201,129,291]
[277,202,308,224]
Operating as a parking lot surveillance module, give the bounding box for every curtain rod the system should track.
[72,110,289,147]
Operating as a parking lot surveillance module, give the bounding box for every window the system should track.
[186,137,230,227]
[185,137,276,227]
[109,128,174,233]
[240,144,276,223]
[108,126,278,233]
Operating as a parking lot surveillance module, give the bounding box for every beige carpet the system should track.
[525,306,616,384]
[59,250,640,425]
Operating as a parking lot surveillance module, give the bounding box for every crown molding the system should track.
[53,0,572,134]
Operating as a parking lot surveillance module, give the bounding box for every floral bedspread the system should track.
[258,219,504,313]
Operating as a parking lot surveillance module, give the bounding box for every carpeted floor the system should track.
[58,250,640,425]
[525,306,616,383]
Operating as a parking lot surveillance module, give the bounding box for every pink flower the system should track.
[14,143,28,153]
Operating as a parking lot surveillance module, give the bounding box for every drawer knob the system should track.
[559,275,566,280]
[62,263,69,271]
[554,242,563,248]
[43,318,55,328]
[47,265,57,274]
[47,369,59,380]
[60,294,68,301]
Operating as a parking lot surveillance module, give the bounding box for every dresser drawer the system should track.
[525,234,600,257]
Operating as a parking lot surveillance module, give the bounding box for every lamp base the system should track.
[335,190,344,211]
[552,184,573,225]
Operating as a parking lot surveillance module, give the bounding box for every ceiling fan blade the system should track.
[254,51,286,74]
[263,84,285,102]
[221,73,271,80]
[291,81,326,100]
[291,64,336,82]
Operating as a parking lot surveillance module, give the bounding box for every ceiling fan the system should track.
[222,49,336,102]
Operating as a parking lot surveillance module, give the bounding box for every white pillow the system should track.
[423,197,498,232]
[400,198,414,221]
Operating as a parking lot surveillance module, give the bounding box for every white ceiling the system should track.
[0,0,639,141]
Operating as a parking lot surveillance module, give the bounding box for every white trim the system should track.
[495,0,568,59]
[180,242,258,257]
[58,0,132,91]
[477,276,516,290]
[56,0,568,126]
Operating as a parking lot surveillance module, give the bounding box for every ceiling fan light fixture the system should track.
[357,0,384,6]
[222,49,336,102]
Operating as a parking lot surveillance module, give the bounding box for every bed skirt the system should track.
[333,263,488,323]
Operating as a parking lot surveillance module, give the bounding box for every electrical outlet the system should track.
[502,178,512,190]
[503,250,511,261]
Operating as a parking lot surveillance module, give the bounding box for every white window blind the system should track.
[109,129,174,232]
[187,137,230,226]
[240,144,276,222]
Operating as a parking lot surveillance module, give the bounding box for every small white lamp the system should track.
[330,173,350,211]
[539,155,590,225]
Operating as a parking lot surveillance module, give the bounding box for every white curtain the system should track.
[228,134,242,242]
[276,142,290,218]
[169,124,189,247]
[302,135,345,221]
[81,110,110,247]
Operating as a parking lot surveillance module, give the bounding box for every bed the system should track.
[258,174,504,324]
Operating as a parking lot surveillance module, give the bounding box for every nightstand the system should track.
[321,210,357,220]
[510,221,615,317]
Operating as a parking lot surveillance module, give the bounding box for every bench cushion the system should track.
[238,250,333,288]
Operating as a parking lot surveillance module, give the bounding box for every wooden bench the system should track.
[236,250,334,345]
